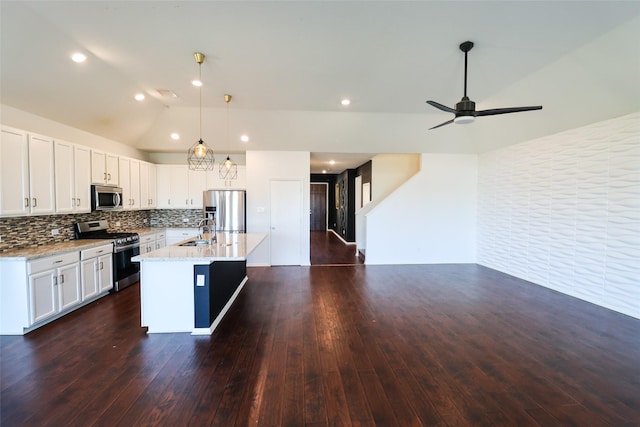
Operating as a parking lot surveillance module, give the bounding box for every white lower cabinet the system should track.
[0,244,114,335]
[81,244,113,299]
[139,230,167,253]
[139,232,156,254]
[27,252,80,325]
[155,231,166,250]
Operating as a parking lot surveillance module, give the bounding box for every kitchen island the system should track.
[132,232,266,335]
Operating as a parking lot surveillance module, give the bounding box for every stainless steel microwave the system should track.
[91,185,123,211]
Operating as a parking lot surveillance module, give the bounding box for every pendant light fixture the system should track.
[219,94,238,181]
[188,52,215,171]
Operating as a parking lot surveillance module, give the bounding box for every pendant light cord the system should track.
[199,63,202,139]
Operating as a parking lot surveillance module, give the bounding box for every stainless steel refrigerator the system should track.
[203,190,246,232]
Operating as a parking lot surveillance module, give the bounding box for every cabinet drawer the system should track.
[28,252,79,274]
[155,231,166,240]
[139,234,155,244]
[80,244,113,260]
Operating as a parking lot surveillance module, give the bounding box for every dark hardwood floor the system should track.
[310,230,364,265]
[2,264,639,426]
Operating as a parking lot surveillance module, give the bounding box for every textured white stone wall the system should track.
[478,112,640,319]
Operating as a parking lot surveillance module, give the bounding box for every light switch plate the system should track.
[51,229,59,236]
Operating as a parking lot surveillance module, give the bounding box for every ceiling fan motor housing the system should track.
[455,97,476,116]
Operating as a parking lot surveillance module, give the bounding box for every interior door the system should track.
[310,183,327,231]
[270,180,302,266]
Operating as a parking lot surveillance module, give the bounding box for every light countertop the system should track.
[0,239,113,261]
[132,233,266,263]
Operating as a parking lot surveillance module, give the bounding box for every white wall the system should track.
[364,154,478,264]
[355,154,420,252]
[245,151,310,266]
[1,104,147,160]
[371,154,420,201]
[478,112,640,319]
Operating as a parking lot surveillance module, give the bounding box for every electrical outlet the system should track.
[143,219,148,223]
[51,229,59,236]
[183,218,189,223]
[115,221,121,227]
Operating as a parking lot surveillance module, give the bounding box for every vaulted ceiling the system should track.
[2,1,639,172]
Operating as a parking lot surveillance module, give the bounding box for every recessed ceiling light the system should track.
[240,135,249,143]
[341,99,350,106]
[329,160,336,165]
[191,80,202,87]
[134,93,145,101]
[170,133,180,140]
[71,52,87,63]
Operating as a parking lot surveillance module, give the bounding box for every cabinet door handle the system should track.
[107,173,111,181]
[71,197,76,207]
[53,276,58,286]
[99,261,103,270]
[32,198,37,207]
[59,274,64,284]
[76,198,81,206]
[104,172,107,180]
[54,260,63,264]
[25,197,29,207]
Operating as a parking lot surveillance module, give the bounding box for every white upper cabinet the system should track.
[91,150,119,186]
[147,163,157,209]
[157,165,212,209]
[27,133,55,215]
[119,157,140,210]
[139,161,149,209]
[119,157,131,209]
[54,140,90,214]
[156,165,189,209]
[0,126,30,216]
[73,146,91,212]
[139,161,155,210]
[130,159,140,209]
[54,140,75,213]
[188,169,207,209]
[206,164,246,190]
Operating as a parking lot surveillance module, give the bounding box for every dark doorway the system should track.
[310,183,327,231]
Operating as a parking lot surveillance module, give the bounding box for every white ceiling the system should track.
[1,1,639,173]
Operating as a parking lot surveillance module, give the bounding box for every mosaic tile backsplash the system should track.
[0,209,203,252]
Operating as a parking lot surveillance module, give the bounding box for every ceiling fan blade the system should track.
[476,106,542,117]
[426,100,457,114]
[429,119,454,130]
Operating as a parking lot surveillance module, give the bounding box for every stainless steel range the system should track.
[74,220,140,292]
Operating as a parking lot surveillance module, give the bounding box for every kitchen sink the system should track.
[178,239,210,247]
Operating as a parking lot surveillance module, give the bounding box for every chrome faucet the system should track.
[198,218,216,243]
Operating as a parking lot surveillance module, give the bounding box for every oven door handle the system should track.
[113,242,140,253]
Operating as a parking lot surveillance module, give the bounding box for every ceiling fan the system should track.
[426,41,542,130]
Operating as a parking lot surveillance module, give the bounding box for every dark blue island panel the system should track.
[193,260,247,328]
